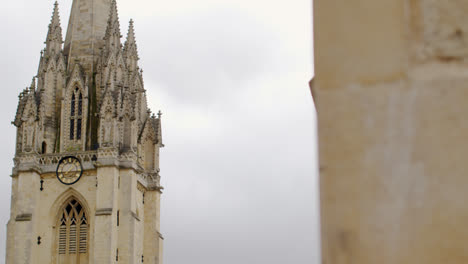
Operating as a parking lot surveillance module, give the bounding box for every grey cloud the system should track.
[136,8,285,106]
[158,86,319,263]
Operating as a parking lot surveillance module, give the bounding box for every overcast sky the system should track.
[0,0,317,263]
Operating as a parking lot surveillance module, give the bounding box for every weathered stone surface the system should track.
[6,1,165,263]
[412,0,468,61]
[314,0,468,263]
[64,0,112,73]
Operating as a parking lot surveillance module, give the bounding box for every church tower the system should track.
[6,1,164,263]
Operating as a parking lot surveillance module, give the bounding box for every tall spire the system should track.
[105,0,121,39]
[103,0,122,53]
[124,19,138,56]
[123,19,139,71]
[45,1,63,57]
[64,0,114,74]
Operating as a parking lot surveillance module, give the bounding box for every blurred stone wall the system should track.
[314,1,468,263]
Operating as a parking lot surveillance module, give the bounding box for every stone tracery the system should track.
[12,1,163,171]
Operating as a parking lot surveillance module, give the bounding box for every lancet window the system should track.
[69,88,83,140]
[57,199,88,261]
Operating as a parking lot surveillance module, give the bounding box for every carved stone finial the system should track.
[45,0,62,55]
[29,77,36,92]
[157,110,162,118]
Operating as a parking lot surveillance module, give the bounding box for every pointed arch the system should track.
[56,197,89,261]
[61,64,88,151]
[50,188,90,264]
[50,188,91,228]
[57,198,88,253]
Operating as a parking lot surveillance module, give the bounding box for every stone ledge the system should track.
[15,213,32,222]
[95,208,113,216]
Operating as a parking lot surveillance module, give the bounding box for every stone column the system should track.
[117,170,138,264]
[144,190,163,264]
[5,177,18,264]
[94,166,119,264]
[314,0,468,263]
[9,171,41,264]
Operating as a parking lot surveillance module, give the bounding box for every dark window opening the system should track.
[70,119,75,140]
[41,141,47,154]
[78,93,83,116]
[77,119,82,140]
[71,94,76,117]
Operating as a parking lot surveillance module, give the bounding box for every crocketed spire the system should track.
[14,0,162,156]
[45,1,63,56]
[123,19,139,71]
[104,0,122,51]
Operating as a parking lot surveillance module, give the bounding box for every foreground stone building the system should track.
[6,0,164,263]
[314,1,468,263]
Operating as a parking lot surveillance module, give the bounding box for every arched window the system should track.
[57,199,88,262]
[70,89,83,141]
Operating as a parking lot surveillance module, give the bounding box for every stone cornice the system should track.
[12,151,162,189]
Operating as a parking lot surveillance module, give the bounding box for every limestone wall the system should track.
[314,1,468,263]
[6,166,162,264]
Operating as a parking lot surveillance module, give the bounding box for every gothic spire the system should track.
[64,0,114,74]
[104,0,122,52]
[45,1,63,56]
[124,19,139,71]
[124,19,137,55]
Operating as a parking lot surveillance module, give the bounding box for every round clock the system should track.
[56,156,83,185]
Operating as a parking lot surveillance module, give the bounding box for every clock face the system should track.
[56,156,83,185]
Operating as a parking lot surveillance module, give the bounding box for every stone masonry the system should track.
[6,0,165,263]
[314,0,468,263]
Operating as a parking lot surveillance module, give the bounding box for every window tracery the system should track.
[69,89,83,140]
[57,199,88,260]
